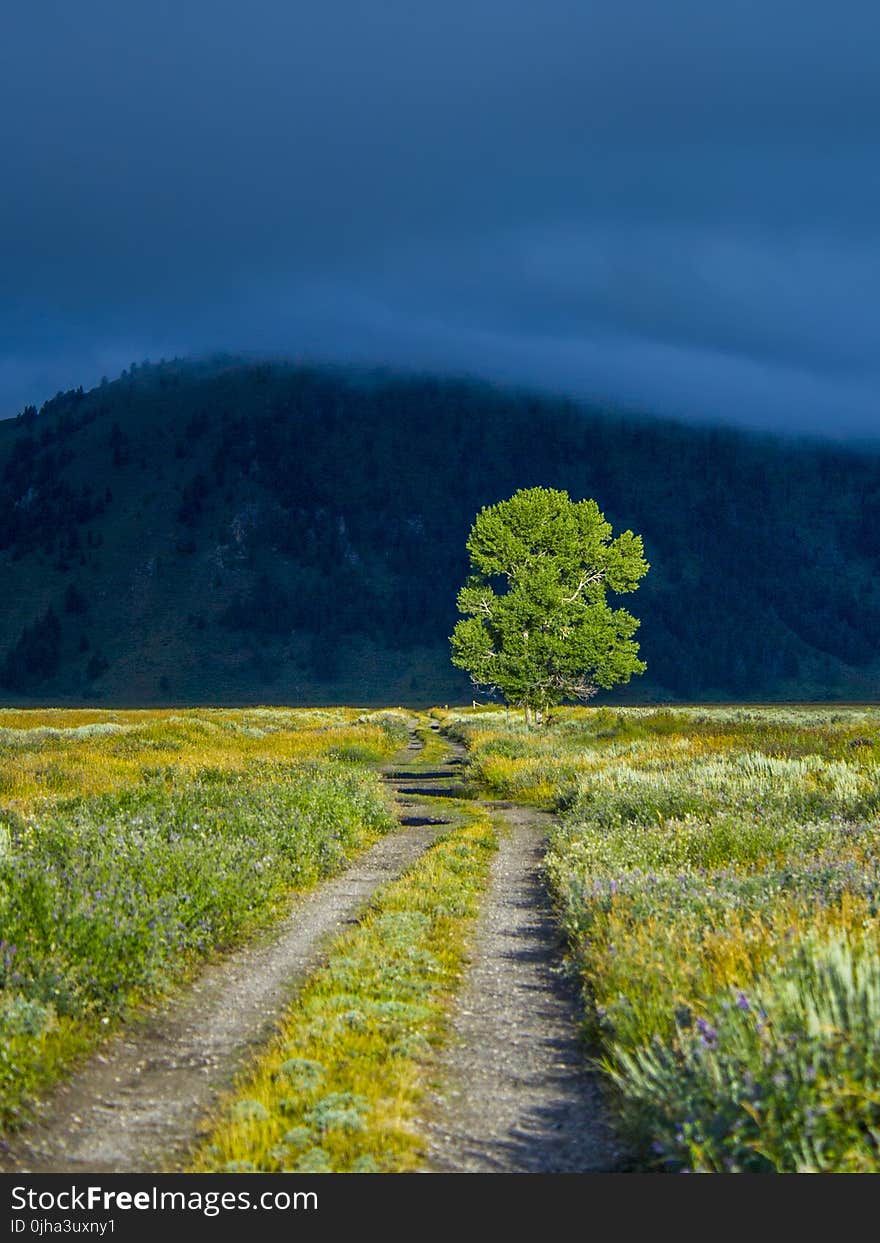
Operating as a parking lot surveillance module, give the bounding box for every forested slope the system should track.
[1,357,878,704]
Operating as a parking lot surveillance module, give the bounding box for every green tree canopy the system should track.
[450,487,649,718]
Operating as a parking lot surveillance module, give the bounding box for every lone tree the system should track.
[450,487,649,723]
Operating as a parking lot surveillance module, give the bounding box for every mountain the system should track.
[1,356,879,706]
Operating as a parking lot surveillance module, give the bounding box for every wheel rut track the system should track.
[385,727,619,1172]
[0,728,451,1174]
[422,801,621,1173]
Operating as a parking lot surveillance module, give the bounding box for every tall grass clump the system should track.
[614,934,880,1172]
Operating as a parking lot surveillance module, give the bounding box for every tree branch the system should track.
[561,569,604,604]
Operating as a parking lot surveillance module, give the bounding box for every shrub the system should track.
[613,934,880,1172]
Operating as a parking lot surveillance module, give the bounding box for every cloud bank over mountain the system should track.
[3,2,879,436]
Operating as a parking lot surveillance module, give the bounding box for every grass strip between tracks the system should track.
[191,801,497,1173]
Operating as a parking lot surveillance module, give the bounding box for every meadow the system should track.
[0,707,407,1130]
[6,700,880,1174]
[442,704,880,1172]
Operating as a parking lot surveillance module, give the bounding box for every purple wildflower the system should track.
[696,1017,717,1043]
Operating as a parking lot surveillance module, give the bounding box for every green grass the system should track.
[408,722,455,770]
[0,708,405,1133]
[191,803,497,1173]
[445,704,880,1172]
[612,932,880,1172]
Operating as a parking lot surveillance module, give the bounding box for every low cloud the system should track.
[2,2,879,438]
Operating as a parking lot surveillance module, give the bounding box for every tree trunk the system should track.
[524,705,534,727]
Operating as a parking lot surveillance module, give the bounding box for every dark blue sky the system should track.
[3,2,879,438]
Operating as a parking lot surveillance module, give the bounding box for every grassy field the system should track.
[6,701,880,1173]
[0,707,408,1131]
[441,704,880,1172]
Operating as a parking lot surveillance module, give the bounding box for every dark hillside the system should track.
[1,357,878,704]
